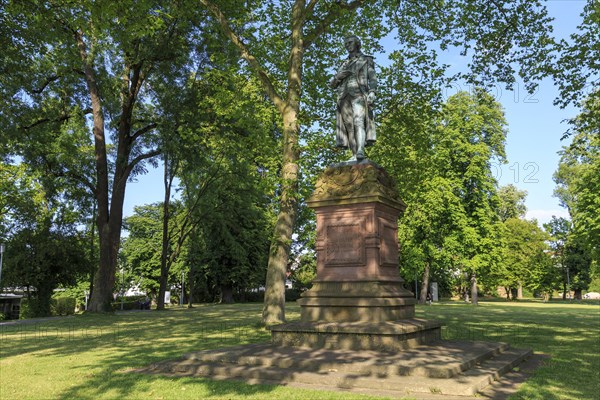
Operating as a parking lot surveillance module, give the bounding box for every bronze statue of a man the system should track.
[329,35,377,162]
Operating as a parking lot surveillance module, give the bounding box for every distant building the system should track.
[0,293,23,319]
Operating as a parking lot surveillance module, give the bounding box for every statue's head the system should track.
[344,35,361,52]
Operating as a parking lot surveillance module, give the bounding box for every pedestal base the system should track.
[298,281,416,322]
[269,319,443,351]
[277,161,441,352]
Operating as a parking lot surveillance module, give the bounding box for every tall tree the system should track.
[197,161,271,303]
[199,0,555,323]
[121,203,171,297]
[0,163,90,316]
[496,218,552,300]
[0,1,206,311]
[436,90,507,305]
[397,177,468,304]
[554,96,600,266]
[543,216,592,300]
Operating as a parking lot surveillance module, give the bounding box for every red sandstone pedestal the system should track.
[270,161,442,350]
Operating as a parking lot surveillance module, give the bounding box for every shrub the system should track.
[19,299,34,319]
[285,288,303,302]
[52,296,76,316]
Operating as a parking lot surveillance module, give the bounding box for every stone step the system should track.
[140,341,531,397]
[182,340,508,379]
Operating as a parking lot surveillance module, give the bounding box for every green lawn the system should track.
[0,301,598,399]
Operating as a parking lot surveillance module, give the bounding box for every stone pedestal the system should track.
[270,160,442,350]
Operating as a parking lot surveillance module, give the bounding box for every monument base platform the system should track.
[137,340,534,398]
[298,280,417,322]
[269,318,443,351]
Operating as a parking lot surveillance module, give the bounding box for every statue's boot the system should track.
[355,118,367,160]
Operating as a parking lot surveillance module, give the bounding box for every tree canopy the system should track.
[3,0,595,318]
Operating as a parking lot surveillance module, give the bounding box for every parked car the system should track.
[583,292,600,299]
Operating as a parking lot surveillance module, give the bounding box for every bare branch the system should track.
[31,75,61,94]
[126,149,161,173]
[130,122,157,142]
[303,0,318,20]
[303,0,365,49]
[40,156,97,196]
[19,108,93,130]
[199,0,286,114]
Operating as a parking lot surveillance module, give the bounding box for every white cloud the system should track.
[526,209,570,226]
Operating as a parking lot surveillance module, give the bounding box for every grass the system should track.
[0,300,598,400]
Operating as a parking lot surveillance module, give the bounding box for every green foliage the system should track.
[1,0,561,318]
[0,0,217,311]
[379,90,507,300]
[552,0,599,114]
[196,161,271,303]
[290,255,317,291]
[121,203,185,296]
[544,216,593,298]
[564,236,593,293]
[495,218,554,296]
[4,228,89,317]
[552,93,598,295]
[18,298,34,320]
[52,296,77,316]
[497,185,528,222]
[554,97,600,266]
[0,160,91,318]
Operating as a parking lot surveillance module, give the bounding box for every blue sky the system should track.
[123,1,585,226]
[492,0,584,225]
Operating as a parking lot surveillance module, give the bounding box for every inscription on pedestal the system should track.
[325,224,365,266]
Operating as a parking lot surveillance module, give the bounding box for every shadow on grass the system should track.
[0,304,283,399]
[1,301,598,399]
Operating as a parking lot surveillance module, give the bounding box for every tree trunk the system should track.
[419,262,430,305]
[220,285,234,304]
[562,282,567,300]
[89,184,128,312]
[73,20,165,312]
[517,282,523,299]
[470,273,478,305]
[262,1,304,325]
[262,107,301,324]
[31,282,54,317]
[187,268,194,308]
[574,289,582,300]
[157,155,174,310]
[77,29,115,313]
[504,286,510,300]
[88,202,97,302]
